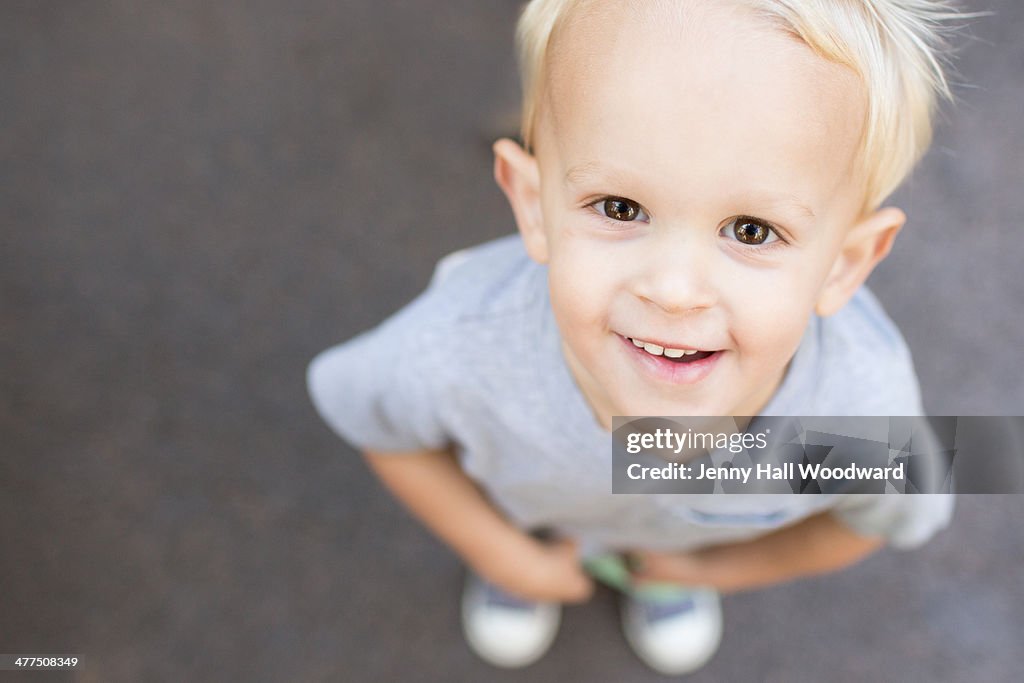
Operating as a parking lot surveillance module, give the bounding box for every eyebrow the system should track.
[748,192,817,219]
[564,162,816,220]
[565,161,617,187]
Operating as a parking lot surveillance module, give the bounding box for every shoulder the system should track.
[322,234,541,351]
[421,234,544,326]
[831,287,911,352]
[307,235,546,446]
[813,287,924,415]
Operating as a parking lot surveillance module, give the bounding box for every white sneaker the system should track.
[621,588,723,675]
[461,574,561,668]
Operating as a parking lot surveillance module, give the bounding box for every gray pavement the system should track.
[1,1,1022,681]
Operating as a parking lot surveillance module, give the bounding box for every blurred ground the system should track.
[1,1,1022,681]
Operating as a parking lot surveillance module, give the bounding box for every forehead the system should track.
[539,1,867,216]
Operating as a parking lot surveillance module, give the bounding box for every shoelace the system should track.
[636,594,696,624]
[479,579,537,612]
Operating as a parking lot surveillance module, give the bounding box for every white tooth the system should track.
[643,343,664,356]
[632,338,645,348]
[684,349,699,355]
[664,348,685,358]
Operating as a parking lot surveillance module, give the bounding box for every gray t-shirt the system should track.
[308,235,953,554]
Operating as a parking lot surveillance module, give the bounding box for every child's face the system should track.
[499,2,903,428]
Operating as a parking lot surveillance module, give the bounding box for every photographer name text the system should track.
[626,461,905,483]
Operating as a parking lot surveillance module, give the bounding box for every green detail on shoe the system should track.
[582,554,695,602]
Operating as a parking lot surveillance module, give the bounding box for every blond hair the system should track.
[515,0,965,212]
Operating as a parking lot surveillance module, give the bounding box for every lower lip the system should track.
[620,335,722,385]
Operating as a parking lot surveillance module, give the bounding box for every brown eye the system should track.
[603,197,641,221]
[732,219,771,245]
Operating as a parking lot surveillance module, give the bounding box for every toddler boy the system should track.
[308,0,957,674]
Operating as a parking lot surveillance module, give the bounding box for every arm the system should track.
[364,447,593,602]
[630,511,884,594]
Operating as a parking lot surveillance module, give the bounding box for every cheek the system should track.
[546,233,628,325]
[548,266,609,346]
[741,307,808,363]
[727,269,819,363]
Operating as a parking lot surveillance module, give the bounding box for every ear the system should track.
[815,207,906,317]
[493,138,548,264]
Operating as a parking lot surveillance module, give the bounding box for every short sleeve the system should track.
[306,290,451,454]
[831,494,955,549]
[808,289,954,548]
[307,237,533,454]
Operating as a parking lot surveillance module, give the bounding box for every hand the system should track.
[627,549,720,590]
[473,535,595,604]
[627,513,886,594]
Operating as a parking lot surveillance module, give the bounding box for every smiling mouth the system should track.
[626,337,717,363]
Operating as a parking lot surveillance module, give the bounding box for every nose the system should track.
[631,230,718,314]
